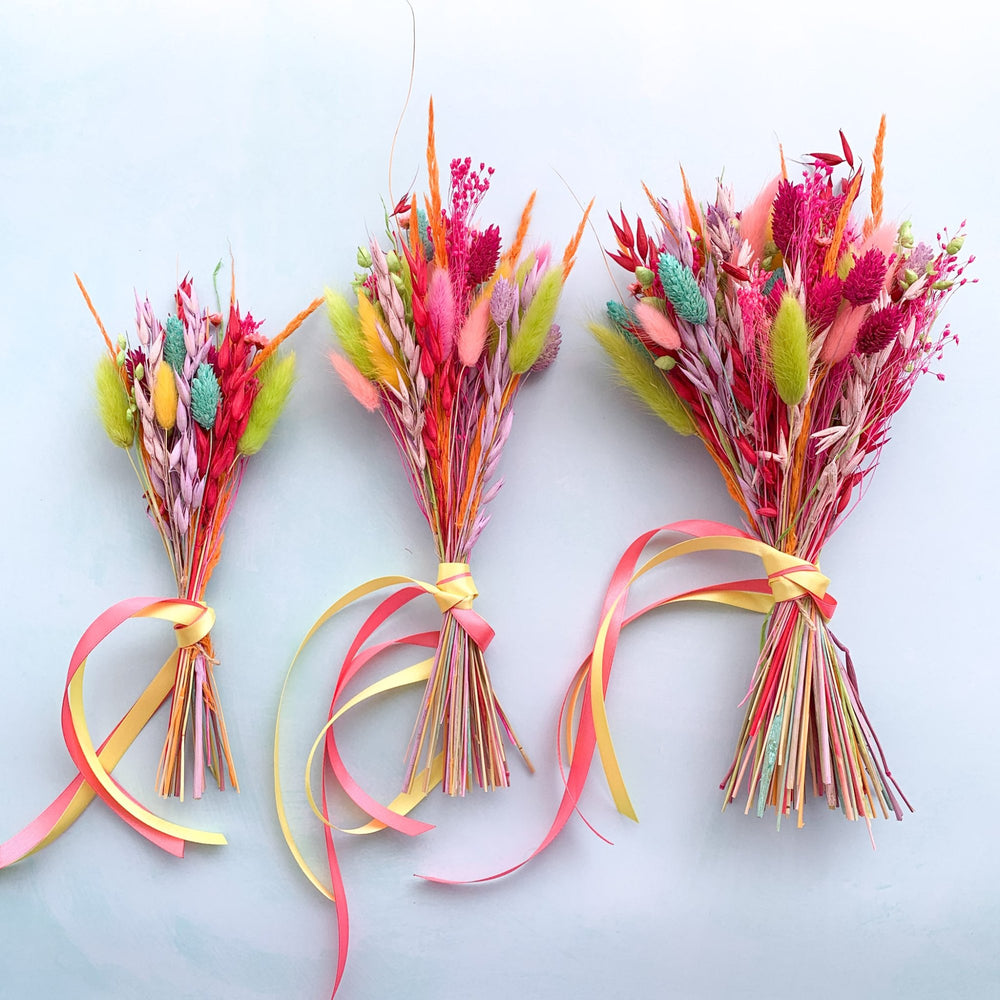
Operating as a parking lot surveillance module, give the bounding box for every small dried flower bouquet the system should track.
[552,120,970,843]
[1,270,316,866]
[274,101,588,994]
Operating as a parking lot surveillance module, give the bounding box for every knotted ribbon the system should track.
[421,520,836,885]
[273,562,494,995]
[1,597,225,869]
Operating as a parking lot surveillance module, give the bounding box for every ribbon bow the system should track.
[274,562,502,994]
[431,563,495,650]
[758,547,836,619]
[172,602,216,649]
[1,597,227,870]
[420,520,839,887]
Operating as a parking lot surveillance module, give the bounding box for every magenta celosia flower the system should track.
[808,274,843,329]
[770,180,803,256]
[843,247,889,306]
[856,303,903,354]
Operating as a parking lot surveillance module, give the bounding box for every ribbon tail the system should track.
[60,598,227,850]
[420,521,825,885]
[448,607,495,650]
[274,576,453,897]
[321,778,350,997]
[2,597,222,866]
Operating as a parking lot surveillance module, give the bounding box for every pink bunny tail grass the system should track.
[635,301,681,350]
[861,221,898,263]
[331,351,380,411]
[739,174,781,261]
[820,303,866,364]
[458,297,491,367]
[427,267,457,358]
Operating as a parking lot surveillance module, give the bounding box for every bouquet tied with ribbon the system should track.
[275,100,589,994]
[567,119,970,834]
[1,269,317,866]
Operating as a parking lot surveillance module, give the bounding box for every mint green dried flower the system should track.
[164,315,186,370]
[657,253,708,325]
[190,362,219,429]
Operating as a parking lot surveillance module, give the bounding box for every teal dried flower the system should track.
[763,267,785,297]
[605,300,645,350]
[415,208,434,261]
[606,299,636,331]
[164,315,186,370]
[657,253,708,324]
[190,362,220,429]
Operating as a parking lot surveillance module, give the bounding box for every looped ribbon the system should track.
[0,597,226,870]
[273,562,495,995]
[419,519,837,887]
[172,602,216,649]
[432,563,495,649]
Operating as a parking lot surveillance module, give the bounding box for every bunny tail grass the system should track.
[769,293,811,405]
[95,354,134,448]
[509,267,564,374]
[238,351,296,455]
[590,322,695,435]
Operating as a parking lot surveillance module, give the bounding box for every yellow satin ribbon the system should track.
[274,565,482,902]
[587,536,831,822]
[304,659,445,835]
[432,562,480,612]
[66,600,226,847]
[29,659,177,856]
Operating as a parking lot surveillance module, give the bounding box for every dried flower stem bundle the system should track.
[272,100,589,997]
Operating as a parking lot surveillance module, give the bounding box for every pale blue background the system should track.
[1,1,996,997]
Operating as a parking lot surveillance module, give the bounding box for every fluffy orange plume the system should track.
[426,98,447,267]
[560,198,594,278]
[864,114,887,239]
[252,297,323,371]
[642,181,672,235]
[408,193,420,258]
[502,190,537,268]
[823,171,863,275]
[679,165,706,250]
[75,274,115,357]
